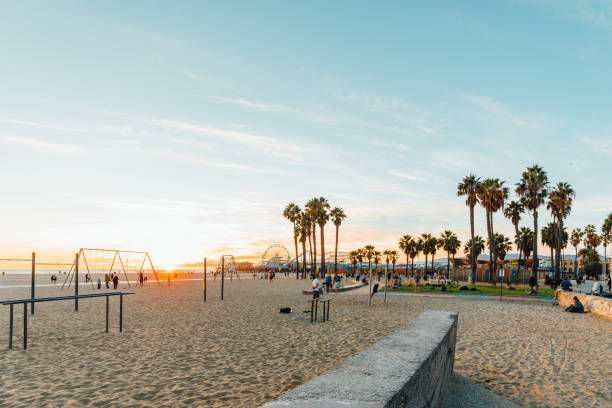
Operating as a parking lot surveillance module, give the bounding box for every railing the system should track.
[1,292,134,350]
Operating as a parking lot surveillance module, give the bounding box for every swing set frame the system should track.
[62,248,161,289]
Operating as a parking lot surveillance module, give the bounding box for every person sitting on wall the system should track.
[553,277,573,303]
[312,274,321,300]
[591,276,604,296]
[565,296,584,313]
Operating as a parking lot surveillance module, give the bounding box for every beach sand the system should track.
[0,275,609,407]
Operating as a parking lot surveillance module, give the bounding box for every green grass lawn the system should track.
[386,283,555,297]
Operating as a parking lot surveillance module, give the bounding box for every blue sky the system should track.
[1,1,611,267]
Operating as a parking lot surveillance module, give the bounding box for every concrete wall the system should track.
[559,291,612,322]
[262,310,458,408]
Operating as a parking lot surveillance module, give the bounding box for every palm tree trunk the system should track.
[555,219,562,281]
[574,247,578,279]
[411,257,415,277]
[334,225,339,275]
[491,212,498,283]
[302,239,307,279]
[486,210,493,283]
[470,204,476,284]
[405,252,409,277]
[320,224,326,278]
[312,225,317,277]
[446,250,450,279]
[533,209,539,278]
[424,254,428,280]
[308,234,313,275]
[293,226,299,279]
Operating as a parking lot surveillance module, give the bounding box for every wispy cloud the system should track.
[386,170,426,182]
[369,140,412,152]
[577,134,612,156]
[461,93,537,128]
[0,135,83,153]
[0,118,87,133]
[524,0,612,29]
[213,96,293,113]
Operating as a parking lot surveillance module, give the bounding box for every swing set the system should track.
[62,248,160,289]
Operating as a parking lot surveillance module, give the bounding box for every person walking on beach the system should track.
[104,273,110,289]
[112,274,119,289]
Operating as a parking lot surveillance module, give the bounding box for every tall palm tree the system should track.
[330,207,347,275]
[516,164,549,279]
[494,233,513,262]
[398,234,414,276]
[547,182,575,280]
[429,237,441,278]
[420,233,433,278]
[602,213,612,275]
[584,224,601,249]
[356,248,365,278]
[363,244,375,276]
[570,228,583,278]
[373,250,382,279]
[316,197,331,277]
[457,174,481,285]
[299,215,310,279]
[478,178,509,282]
[440,230,460,279]
[305,198,319,275]
[383,249,392,281]
[283,203,302,277]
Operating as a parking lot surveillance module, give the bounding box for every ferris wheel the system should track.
[263,244,290,264]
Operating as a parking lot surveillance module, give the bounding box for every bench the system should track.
[308,298,331,322]
[1,291,134,350]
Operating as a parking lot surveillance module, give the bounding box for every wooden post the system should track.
[203,257,207,303]
[31,252,35,314]
[23,303,27,349]
[221,257,225,300]
[119,294,123,332]
[105,296,109,332]
[9,304,13,349]
[75,252,79,311]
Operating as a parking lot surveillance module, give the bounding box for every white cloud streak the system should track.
[0,135,83,153]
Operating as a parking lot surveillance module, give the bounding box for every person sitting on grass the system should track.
[565,296,584,313]
[505,282,516,290]
[528,275,539,294]
[553,277,573,304]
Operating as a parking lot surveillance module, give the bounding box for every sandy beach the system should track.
[0,275,610,408]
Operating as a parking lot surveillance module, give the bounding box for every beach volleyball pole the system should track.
[31,252,35,314]
[75,252,79,311]
[203,257,207,303]
[368,264,372,306]
[221,257,225,300]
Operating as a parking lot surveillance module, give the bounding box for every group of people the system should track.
[103,272,120,289]
[552,275,612,313]
[311,274,345,298]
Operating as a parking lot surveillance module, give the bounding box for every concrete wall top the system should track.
[262,310,458,408]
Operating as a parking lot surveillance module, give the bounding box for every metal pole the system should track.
[9,304,13,349]
[23,303,27,349]
[105,296,109,332]
[75,252,79,311]
[221,257,225,301]
[384,263,388,304]
[119,294,123,332]
[203,257,207,303]
[368,264,372,305]
[31,252,35,314]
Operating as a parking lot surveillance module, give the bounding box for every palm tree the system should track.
[457,174,481,285]
[299,215,310,279]
[305,198,319,276]
[547,182,575,280]
[398,234,414,276]
[429,237,441,278]
[584,224,601,249]
[363,245,375,276]
[330,207,347,275]
[410,240,421,278]
[516,164,549,279]
[494,233,513,262]
[420,233,433,278]
[316,197,331,277]
[464,236,485,271]
[356,248,365,278]
[389,250,399,276]
[504,200,524,275]
[383,249,392,282]
[602,213,612,275]
[519,227,534,269]
[283,203,301,277]
[478,178,509,282]
[570,228,583,278]
[440,230,460,279]
[348,250,358,276]
[541,222,557,273]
